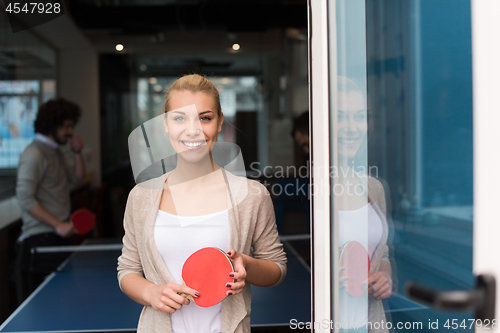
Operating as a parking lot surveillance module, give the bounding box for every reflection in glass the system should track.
[331,0,474,331]
[333,77,394,332]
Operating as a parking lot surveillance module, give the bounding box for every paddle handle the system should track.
[177,292,194,301]
[177,281,194,301]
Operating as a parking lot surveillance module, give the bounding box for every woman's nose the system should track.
[341,116,357,133]
[185,120,202,136]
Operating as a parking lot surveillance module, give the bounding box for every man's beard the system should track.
[52,130,68,145]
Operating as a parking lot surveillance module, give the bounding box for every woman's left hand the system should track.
[366,271,392,300]
[225,250,247,296]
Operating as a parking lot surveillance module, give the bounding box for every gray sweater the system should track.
[16,139,78,238]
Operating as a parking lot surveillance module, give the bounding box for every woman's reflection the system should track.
[335,76,393,332]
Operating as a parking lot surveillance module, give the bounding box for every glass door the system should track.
[309,0,499,331]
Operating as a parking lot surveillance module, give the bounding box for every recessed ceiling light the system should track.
[116,44,124,51]
[232,43,240,51]
[149,77,157,84]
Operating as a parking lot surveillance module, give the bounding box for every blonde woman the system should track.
[335,77,393,333]
[118,74,287,333]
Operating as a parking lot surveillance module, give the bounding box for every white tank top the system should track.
[338,203,383,260]
[338,203,383,330]
[154,209,230,333]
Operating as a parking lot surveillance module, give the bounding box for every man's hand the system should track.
[70,136,84,154]
[55,222,75,238]
[28,204,74,237]
[70,136,86,182]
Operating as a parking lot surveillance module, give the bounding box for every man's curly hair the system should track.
[34,98,81,135]
[291,111,309,138]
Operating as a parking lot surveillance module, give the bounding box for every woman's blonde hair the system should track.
[164,74,222,119]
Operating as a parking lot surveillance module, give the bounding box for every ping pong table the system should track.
[0,237,424,332]
[0,240,312,332]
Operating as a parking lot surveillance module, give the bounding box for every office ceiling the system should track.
[64,0,307,74]
[0,1,307,78]
[67,0,307,33]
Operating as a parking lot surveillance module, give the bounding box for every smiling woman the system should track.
[162,75,225,171]
[331,76,393,332]
[164,90,223,166]
[118,74,287,333]
[336,76,367,161]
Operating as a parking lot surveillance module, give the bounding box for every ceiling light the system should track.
[140,64,147,71]
[149,77,157,84]
[116,44,124,51]
[232,43,240,51]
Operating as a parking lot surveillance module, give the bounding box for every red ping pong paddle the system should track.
[70,208,96,235]
[180,247,235,307]
[339,241,370,298]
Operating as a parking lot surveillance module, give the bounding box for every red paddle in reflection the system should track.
[339,241,370,298]
[70,208,96,235]
[179,247,235,307]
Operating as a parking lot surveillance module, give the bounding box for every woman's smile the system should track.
[181,140,207,149]
[338,136,360,145]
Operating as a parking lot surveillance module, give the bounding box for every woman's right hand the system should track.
[145,283,200,313]
[339,266,349,290]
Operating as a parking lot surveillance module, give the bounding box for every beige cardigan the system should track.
[366,176,394,333]
[117,169,287,333]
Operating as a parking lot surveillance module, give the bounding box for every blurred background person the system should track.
[291,110,310,162]
[15,98,86,296]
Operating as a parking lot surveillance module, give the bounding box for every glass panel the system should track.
[331,0,371,330]
[0,10,56,198]
[331,0,474,331]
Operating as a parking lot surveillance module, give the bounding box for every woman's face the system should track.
[337,90,367,159]
[164,90,223,162]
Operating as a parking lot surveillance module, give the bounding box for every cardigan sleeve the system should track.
[117,187,145,289]
[379,245,390,263]
[375,177,392,265]
[250,183,287,287]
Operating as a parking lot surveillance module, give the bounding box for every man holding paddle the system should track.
[15,98,87,296]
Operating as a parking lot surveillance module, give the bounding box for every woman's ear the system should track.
[218,112,224,133]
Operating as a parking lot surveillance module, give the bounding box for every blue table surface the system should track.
[0,243,311,332]
[0,242,424,332]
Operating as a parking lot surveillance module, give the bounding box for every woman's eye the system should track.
[173,116,185,122]
[200,116,212,122]
[354,113,367,121]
